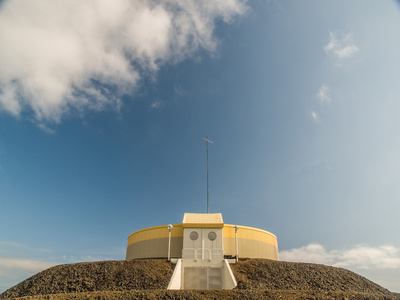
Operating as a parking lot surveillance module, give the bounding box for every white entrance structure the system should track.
[168,213,236,290]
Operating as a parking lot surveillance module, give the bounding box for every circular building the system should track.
[126,213,278,261]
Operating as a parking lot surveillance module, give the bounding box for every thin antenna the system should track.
[203,136,214,213]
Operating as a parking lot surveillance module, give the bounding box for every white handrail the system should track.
[182,247,223,260]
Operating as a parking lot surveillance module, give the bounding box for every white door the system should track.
[183,228,222,260]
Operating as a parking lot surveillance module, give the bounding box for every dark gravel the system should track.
[232,259,392,293]
[1,259,398,299]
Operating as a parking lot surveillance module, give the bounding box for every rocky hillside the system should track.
[1,259,398,299]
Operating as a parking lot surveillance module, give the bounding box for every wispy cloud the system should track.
[150,100,163,109]
[311,111,320,122]
[280,243,400,270]
[324,32,359,62]
[317,84,331,104]
[174,85,186,98]
[0,0,247,125]
[60,247,126,263]
[334,245,400,270]
[0,258,57,277]
[0,257,58,293]
[0,241,51,254]
[0,245,125,293]
[311,84,331,122]
[0,241,24,248]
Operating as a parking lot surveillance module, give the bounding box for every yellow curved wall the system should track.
[223,224,279,260]
[126,223,278,261]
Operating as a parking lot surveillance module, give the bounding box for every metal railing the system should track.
[182,248,223,260]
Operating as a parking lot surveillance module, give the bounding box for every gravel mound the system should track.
[232,259,391,293]
[1,260,173,299]
[1,259,398,299]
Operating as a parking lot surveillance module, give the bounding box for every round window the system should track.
[208,231,217,241]
[190,231,199,241]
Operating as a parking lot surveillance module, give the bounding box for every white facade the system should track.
[168,213,237,290]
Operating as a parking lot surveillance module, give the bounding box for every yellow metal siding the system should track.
[127,224,183,245]
[223,237,279,260]
[126,223,278,261]
[223,224,277,241]
[126,237,183,260]
[222,224,279,260]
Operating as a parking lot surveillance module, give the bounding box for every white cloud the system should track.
[0,244,125,292]
[311,84,331,122]
[0,257,58,293]
[0,241,51,254]
[0,258,57,278]
[311,111,319,122]
[317,84,331,104]
[0,0,247,125]
[59,247,125,264]
[324,32,359,61]
[174,85,186,98]
[334,245,400,270]
[0,257,56,276]
[280,243,400,270]
[0,241,24,248]
[280,243,333,264]
[150,100,163,109]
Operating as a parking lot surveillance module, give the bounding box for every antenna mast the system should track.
[203,136,213,213]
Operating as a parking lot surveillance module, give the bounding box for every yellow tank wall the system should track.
[126,224,183,260]
[127,224,183,244]
[126,223,278,261]
[223,224,279,260]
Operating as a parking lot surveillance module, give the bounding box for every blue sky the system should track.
[1,0,400,293]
